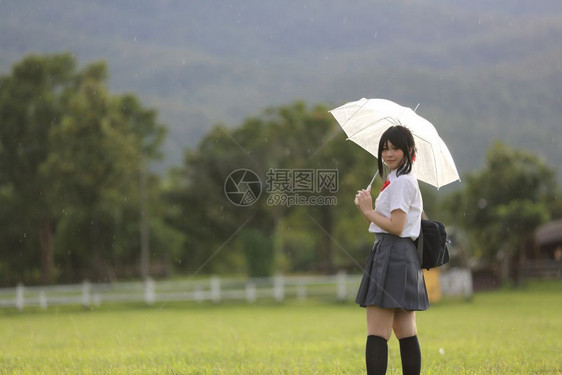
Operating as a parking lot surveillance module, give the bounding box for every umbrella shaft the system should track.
[367,170,379,190]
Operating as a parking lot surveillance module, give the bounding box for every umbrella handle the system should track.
[366,170,379,191]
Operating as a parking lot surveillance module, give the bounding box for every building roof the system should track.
[535,219,562,246]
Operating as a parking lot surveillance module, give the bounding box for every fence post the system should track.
[296,281,307,301]
[273,274,284,302]
[210,276,221,303]
[82,280,91,308]
[336,271,347,302]
[39,291,48,310]
[464,270,474,299]
[144,277,155,305]
[246,281,257,303]
[194,284,203,303]
[16,283,24,311]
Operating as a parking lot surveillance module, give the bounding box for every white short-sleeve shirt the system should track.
[368,169,423,240]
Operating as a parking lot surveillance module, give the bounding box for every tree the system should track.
[0,53,76,283]
[116,94,167,279]
[0,53,169,285]
[446,142,556,284]
[43,61,140,281]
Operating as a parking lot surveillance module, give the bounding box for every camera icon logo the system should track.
[224,169,262,207]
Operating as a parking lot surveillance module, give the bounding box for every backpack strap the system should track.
[416,227,424,265]
[416,211,429,265]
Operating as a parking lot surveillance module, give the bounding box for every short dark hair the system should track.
[377,125,416,178]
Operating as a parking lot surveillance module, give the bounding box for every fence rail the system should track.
[0,269,474,311]
[520,260,561,279]
[0,272,364,311]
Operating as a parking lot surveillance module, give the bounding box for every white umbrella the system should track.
[330,98,460,189]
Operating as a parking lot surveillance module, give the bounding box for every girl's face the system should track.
[382,140,405,171]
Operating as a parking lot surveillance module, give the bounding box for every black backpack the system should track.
[415,218,450,270]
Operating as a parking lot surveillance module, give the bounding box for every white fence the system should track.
[439,268,473,299]
[0,269,473,311]
[0,272,362,311]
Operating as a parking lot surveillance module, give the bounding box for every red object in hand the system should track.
[380,179,390,192]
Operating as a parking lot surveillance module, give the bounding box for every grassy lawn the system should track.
[0,281,560,374]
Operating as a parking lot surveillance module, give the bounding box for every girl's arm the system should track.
[354,188,407,236]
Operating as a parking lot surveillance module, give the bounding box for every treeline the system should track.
[0,53,171,285]
[1,54,560,286]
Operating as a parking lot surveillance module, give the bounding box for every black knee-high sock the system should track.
[399,335,421,375]
[365,335,388,375]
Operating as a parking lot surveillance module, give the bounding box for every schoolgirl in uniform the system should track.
[354,125,429,375]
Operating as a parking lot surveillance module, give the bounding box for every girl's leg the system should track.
[393,310,421,375]
[392,309,417,339]
[365,306,394,374]
[367,305,395,338]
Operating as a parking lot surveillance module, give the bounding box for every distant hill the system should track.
[1,0,561,179]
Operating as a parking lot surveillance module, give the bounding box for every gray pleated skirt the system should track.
[355,233,429,311]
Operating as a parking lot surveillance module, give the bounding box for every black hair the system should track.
[377,125,416,178]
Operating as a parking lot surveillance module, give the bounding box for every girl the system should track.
[354,125,429,375]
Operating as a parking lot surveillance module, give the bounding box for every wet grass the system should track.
[0,280,560,374]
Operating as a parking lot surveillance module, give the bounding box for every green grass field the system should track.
[0,281,560,374]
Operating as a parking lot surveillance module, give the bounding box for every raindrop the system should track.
[133,36,137,42]
[182,59,186,66]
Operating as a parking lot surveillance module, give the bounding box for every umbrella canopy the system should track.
[330,98,460,189]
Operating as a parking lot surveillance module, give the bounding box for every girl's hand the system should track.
[354,187,373,213]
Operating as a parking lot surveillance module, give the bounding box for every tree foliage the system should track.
[446,142,556,267]
[0,53,170,285]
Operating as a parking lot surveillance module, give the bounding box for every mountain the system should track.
[1,0,561,178]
